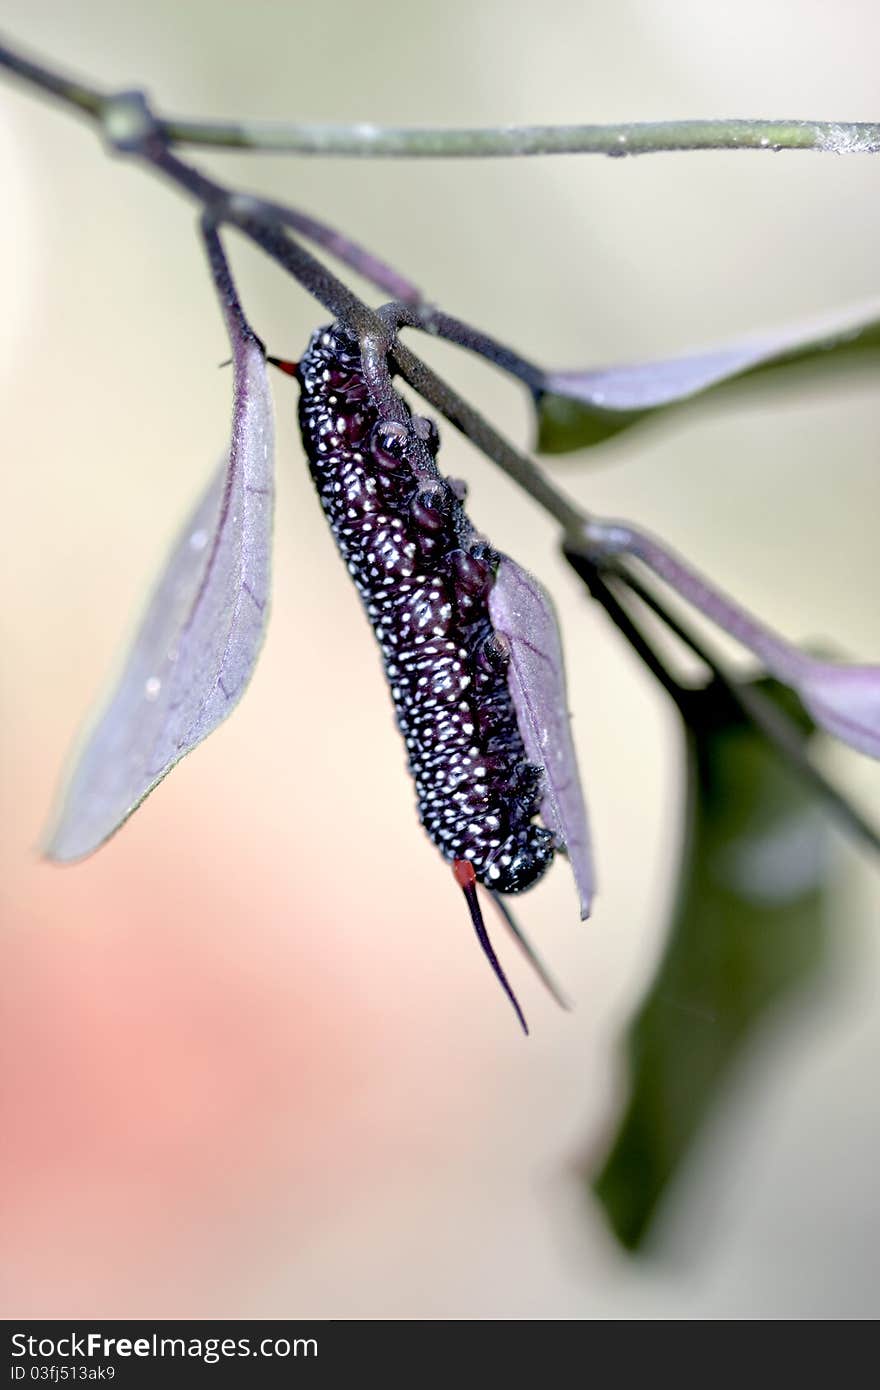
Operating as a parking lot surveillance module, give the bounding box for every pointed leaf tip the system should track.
[488,557,594,918]
[45,320,275,862]
[535,297,880,453]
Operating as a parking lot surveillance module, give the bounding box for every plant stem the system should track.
[0,31,872,538]
[223,196,423,305]
[575,517,810,683]
[159,116,880,160]
[563,549,696,712]
[390,340,585,531]
[2,39,879,160]
[199,215,260,349]
[379,302,545,394]
[93,103,588,533]
[0,31,584,527]
[614,568,880,858]
[0,33,105,118]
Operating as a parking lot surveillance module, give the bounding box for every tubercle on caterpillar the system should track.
[270,325,565,1032]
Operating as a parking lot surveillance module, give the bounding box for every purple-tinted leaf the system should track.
[795,662,880,760]
[46,327,274,862]
[488,558,594,918]
[537,298,880,453]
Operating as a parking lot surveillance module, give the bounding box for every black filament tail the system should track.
[489,891,572,1012]
[453,860,528,1035]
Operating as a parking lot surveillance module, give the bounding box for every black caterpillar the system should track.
[295,323,556,899]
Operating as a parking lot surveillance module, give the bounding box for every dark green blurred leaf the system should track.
[591,680,829,1250]
[536,393,641,451]
[536,301,880,453]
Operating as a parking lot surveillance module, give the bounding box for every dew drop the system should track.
[189,528,208,551]
[144,676,162,701]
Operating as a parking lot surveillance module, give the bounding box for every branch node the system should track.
[102,88,160,155]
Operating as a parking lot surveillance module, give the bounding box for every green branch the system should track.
[159,116,880,159]
[0,33,106,119]
[2,36,879,159]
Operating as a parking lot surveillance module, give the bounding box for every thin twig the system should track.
[227,195,423,305]
[610,567,880,858]
[158,117,880,160]
[563,549,698,713]
[572,516,811,684]
[0,33,106,118]
[379,302,544,393]
[2,39,879,160]
[0,32,866,544]
[25,69,584,534]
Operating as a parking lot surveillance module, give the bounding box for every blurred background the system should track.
[1,0,879,1319]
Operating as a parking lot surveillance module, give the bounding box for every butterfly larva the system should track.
[296,323,556,881]
[275,323,563,1029]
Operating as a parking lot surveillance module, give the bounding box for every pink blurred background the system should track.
[2,0,879,1318]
